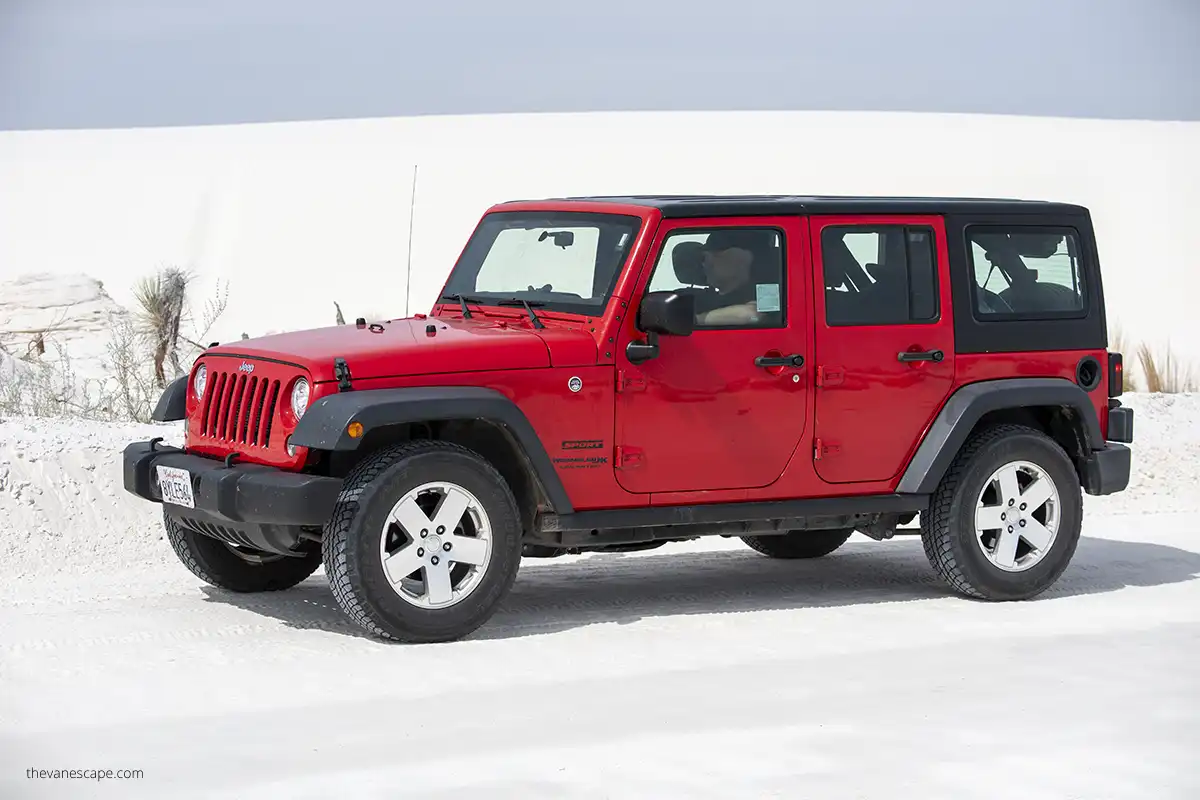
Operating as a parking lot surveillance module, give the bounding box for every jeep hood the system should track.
[205,317,594,382]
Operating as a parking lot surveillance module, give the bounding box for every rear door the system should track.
[811,215,956,484]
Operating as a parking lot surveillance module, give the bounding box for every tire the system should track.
[321,440,523,643]
[741,528,854,559]
[163,510,322,592]
[920,423,1083,601]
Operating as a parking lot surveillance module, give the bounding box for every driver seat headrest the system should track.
[672,241,708,285]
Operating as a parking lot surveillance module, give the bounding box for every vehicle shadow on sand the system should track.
[199,533,1200,643]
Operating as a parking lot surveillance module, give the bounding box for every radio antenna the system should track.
[404,163,418,316]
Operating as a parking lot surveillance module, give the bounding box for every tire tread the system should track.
[321,439,520,643]
[164,511,321,592]
[920,422,1079,600]
[742,528,853,559]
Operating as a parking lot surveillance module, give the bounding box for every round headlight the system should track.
[192,363,207,399]
[291,378,310,419]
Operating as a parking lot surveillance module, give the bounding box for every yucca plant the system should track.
[132,267,190,388]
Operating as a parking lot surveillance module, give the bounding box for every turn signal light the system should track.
[347,421,364,438]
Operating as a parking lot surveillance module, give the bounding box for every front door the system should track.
[810,215,956,484]
[613,216,810,494]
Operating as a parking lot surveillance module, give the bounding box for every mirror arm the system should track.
[625,330,660,364]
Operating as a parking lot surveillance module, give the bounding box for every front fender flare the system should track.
[897,377,1104,495]
[151,375,188,422]
[289,386,573,514]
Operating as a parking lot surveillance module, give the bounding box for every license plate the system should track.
[157,465,195,509]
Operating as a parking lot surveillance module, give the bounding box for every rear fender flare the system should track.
[897,377,1103,495]
[289,386,573,514]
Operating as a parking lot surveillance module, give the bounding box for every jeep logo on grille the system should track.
[238,362,255,373]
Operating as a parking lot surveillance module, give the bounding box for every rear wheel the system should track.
[163,510,322,592]
[920,423,1083,600]
[741,528,854,559]
[321,440,524,643]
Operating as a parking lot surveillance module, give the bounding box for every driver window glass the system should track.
[645,227,786,329]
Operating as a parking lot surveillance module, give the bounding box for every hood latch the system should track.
[333,357,354,392]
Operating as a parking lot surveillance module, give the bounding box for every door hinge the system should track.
[814,439,840,460]
[815,365,844,388]
[616,370,646,393]
[615,445,644,468]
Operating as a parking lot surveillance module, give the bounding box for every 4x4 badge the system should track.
[568,376,582,392]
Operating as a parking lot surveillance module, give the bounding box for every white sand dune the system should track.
[2,110,1198,375]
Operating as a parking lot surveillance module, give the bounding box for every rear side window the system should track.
[966,226,1085,318]
[821,225,939,326]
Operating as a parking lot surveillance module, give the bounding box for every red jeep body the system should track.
[124,195,1134,642]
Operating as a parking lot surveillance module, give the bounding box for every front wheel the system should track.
[164,510,322,592]
[321,440,524,643]
[920,423,1083,601]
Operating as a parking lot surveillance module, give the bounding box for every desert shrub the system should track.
[1137,340,1198,394]
[0,342,122,420]
[0,270,228,423]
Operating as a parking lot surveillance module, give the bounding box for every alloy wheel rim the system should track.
[973,460,1061,573]
[378,481,493,609]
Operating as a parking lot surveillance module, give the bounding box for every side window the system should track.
[645,227,785,329]
[966,227,1085,317]
[821,225,939,326]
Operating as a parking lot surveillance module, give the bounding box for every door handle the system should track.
[755,354,805,368]
[898,349,944,363]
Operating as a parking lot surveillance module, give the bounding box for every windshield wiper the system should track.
[496,298,546,329]
[440,293,483,319]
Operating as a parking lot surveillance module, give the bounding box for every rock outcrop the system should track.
[0,273,130,381]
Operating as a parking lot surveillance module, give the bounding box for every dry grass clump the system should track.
[1137,340,1198,393]
[1109,318,1197,394]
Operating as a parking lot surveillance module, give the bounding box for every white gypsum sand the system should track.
[0,394,1196,799]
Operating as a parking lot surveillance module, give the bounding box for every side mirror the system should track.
[627,291,694,364]
[638,291,695,336]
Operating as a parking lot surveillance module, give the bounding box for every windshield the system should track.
[442,211,643,316]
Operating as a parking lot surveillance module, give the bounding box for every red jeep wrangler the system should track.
[123,195,1134,643]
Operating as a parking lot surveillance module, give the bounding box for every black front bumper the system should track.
[123,440,344,552]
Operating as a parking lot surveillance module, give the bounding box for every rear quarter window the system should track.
[966,226,1086,319]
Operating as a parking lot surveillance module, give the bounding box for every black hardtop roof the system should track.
[531,194,1089,218]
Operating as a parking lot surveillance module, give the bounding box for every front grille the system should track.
[199,370,282,449]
